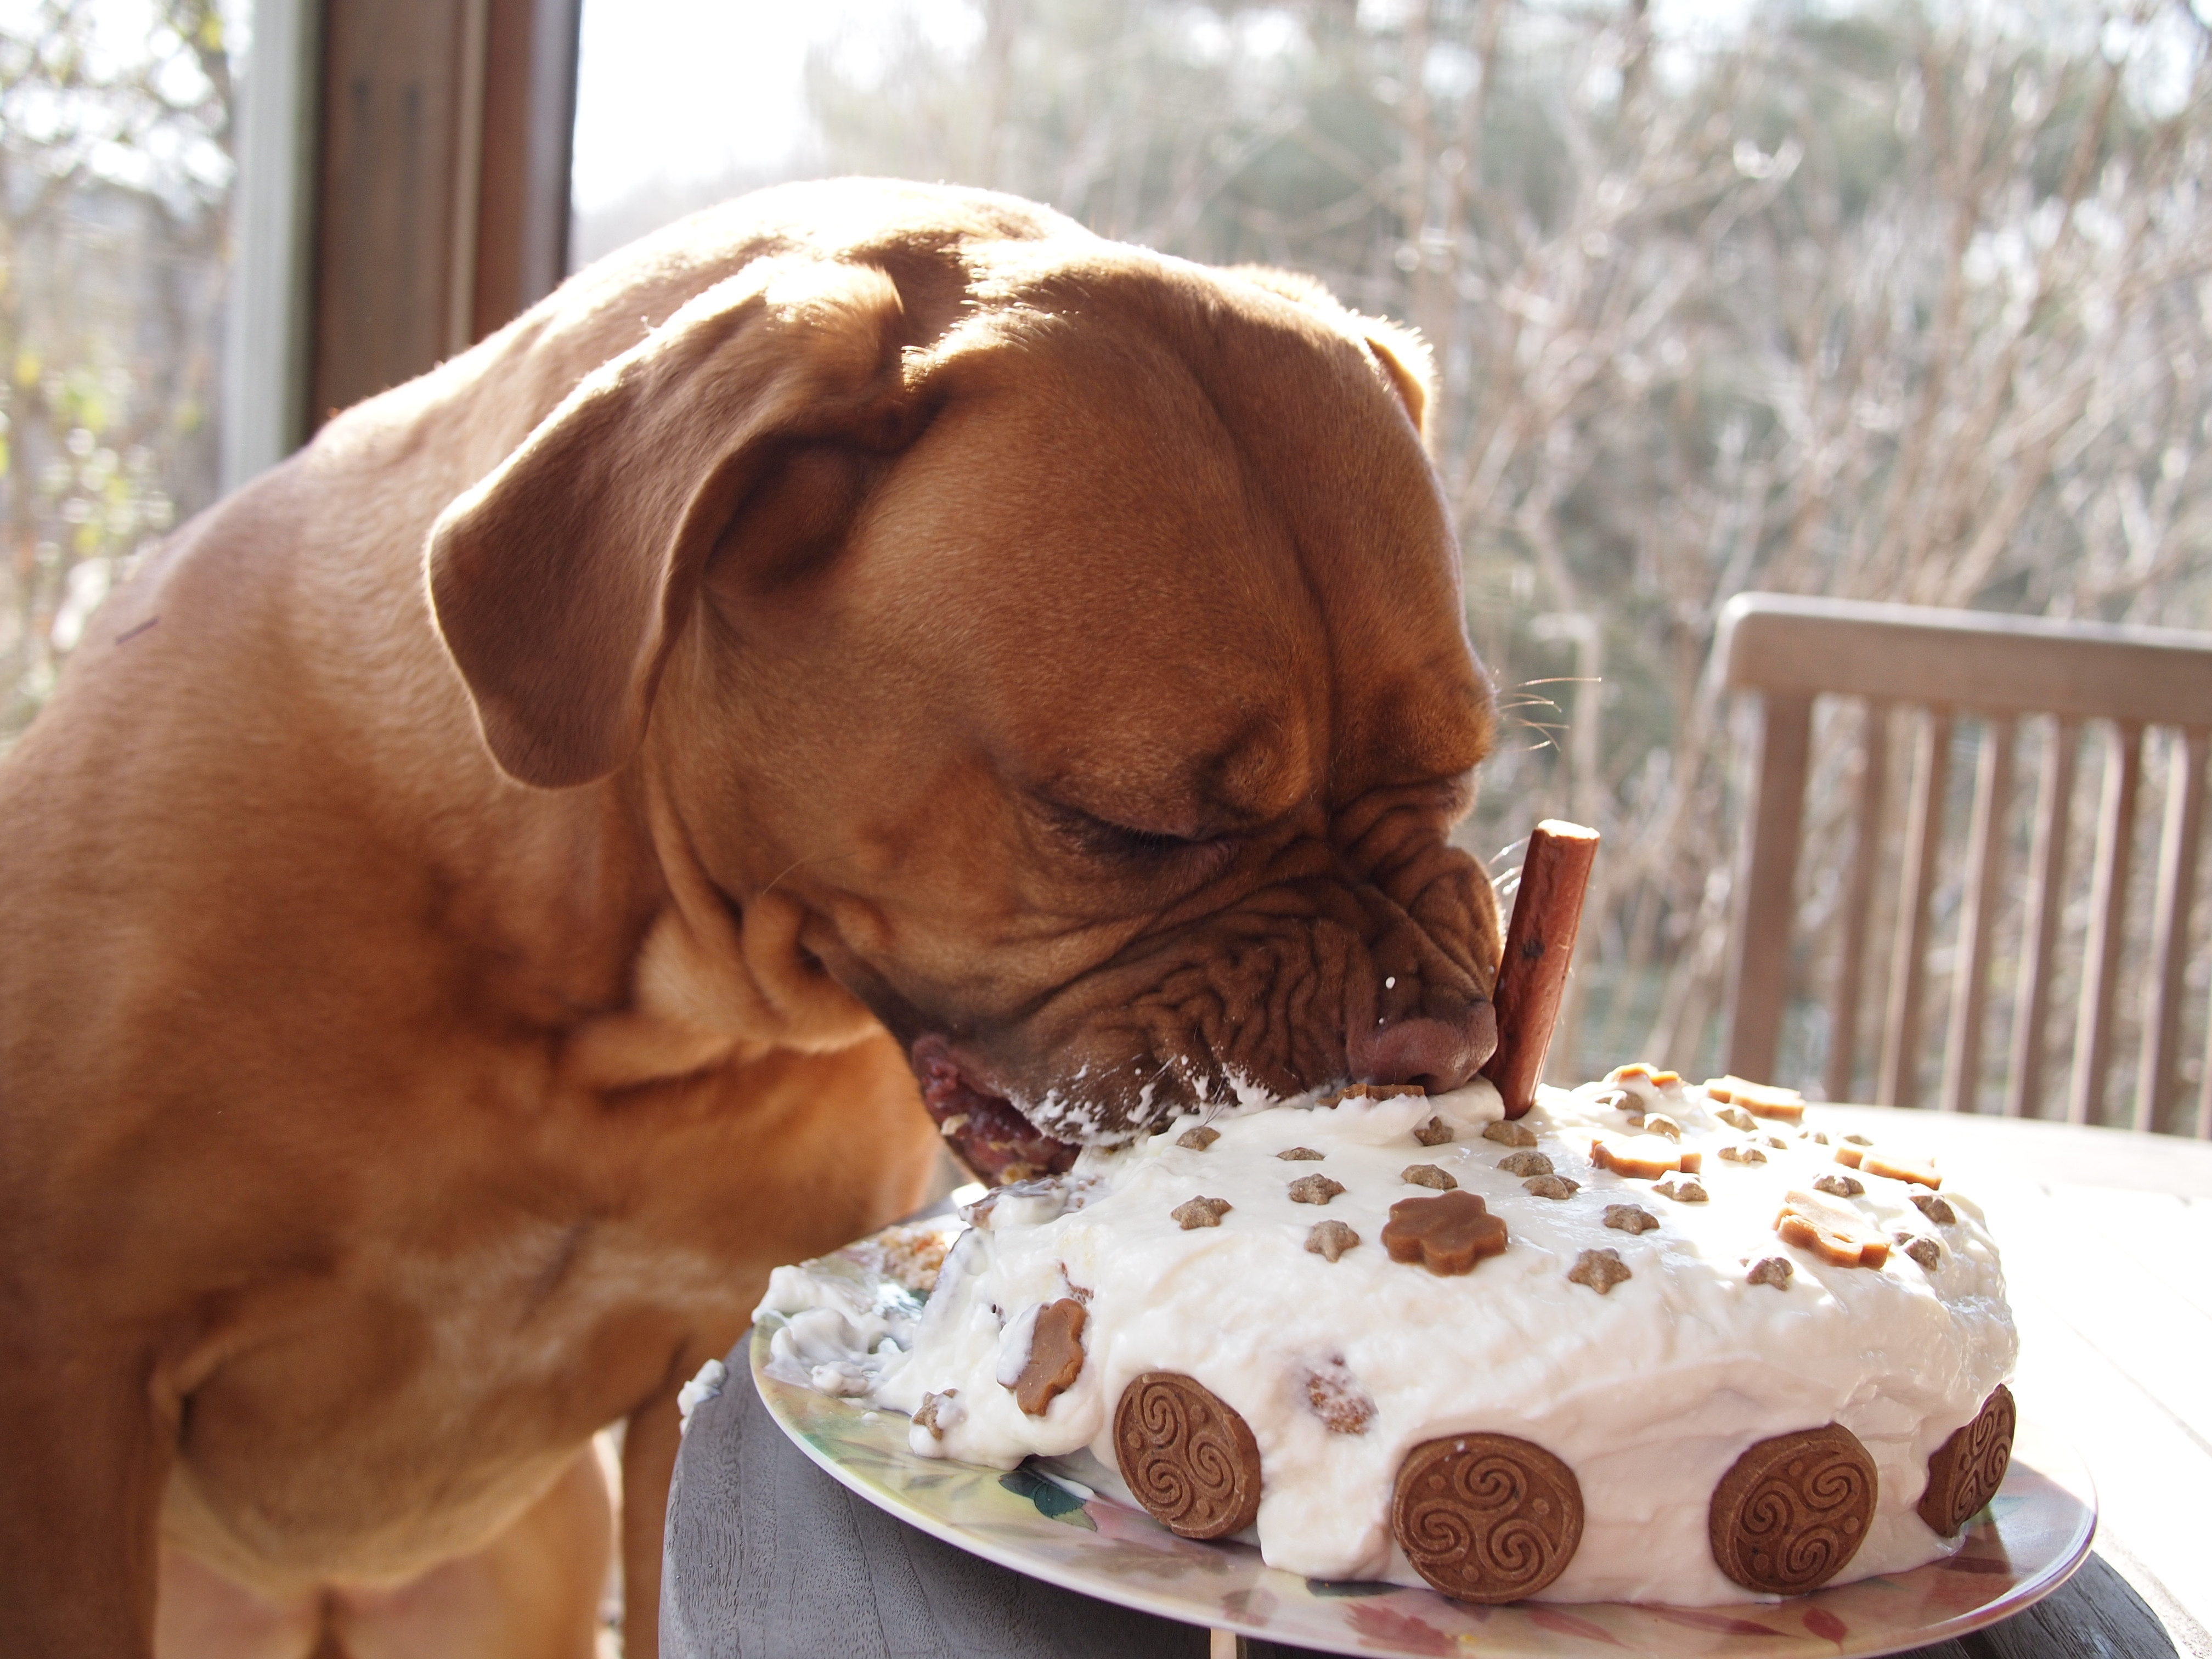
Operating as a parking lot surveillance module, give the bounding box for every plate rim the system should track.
[747,1319,2097,1658]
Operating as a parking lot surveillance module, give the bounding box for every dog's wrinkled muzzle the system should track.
[910,985,1497,1186]
[1347,1002,1498,1096]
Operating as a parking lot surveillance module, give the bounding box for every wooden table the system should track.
[662,1106,2212,1658]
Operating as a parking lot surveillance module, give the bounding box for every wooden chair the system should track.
[1715,592,2212,1135]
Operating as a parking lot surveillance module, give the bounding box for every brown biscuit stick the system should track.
[1481,821,1600,1119]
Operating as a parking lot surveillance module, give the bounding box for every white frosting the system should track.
[762,1077,2015,1605]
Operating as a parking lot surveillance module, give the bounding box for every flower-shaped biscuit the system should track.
[1380,1190,1509,1276]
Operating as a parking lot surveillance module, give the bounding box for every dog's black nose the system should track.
[1349,1001,1498,1094]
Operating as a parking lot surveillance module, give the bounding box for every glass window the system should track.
[1,0,237,739]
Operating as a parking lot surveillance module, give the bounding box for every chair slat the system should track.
[1825,701,1890,1104]
[2136,729,2207,1135]
[2007,718,2080,1119]
[2201,961,2212,1139]
[1942,718,2015,1113]
[1878,708,1953,1108]
[1718,594,2212,727]
[1723,692,1812,1086]
[2069,721,2146,1126]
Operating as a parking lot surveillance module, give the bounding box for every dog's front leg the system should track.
[0,1340,170,1656]
[619,1350,702,1659]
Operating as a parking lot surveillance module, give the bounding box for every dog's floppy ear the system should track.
[427,258,910,788]
[1357,321,1433,441]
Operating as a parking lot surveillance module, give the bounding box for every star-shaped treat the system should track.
[1568,1248,1632,1295]
[1172,1196,1233,1229]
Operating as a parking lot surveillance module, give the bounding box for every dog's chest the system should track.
[168,1206,753,1582]
[166,1036,942,1583]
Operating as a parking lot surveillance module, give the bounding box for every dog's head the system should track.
[430,185,1500,1169]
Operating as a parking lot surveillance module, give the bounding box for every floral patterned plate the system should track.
[749,1243,2094,1658]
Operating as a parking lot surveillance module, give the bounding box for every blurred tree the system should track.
[803,0,2212,1092]
[0,0,233,737]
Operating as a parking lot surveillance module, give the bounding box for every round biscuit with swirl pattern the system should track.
[1708,1423,1878,1594]
[1916,1384,2015,1537]
[1390,1433,1583,1603]
[1113,1373,1262,1540]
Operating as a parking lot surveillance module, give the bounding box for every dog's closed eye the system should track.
[1039,800,1233,870]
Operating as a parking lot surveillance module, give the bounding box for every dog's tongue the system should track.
[915,1048,1078,1186]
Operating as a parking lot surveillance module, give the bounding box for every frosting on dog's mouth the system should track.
[912,1037,1080,1186]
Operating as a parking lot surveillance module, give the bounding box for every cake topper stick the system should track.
[1481,819,1599,1119]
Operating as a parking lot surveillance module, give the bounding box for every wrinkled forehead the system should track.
[856,269,1489,813]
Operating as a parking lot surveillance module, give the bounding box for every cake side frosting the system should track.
[758,1076,2015,1606]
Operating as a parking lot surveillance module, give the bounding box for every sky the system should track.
[566,0,2200,229]
[570,0,816,212]
[14,0,2191,235]
[564,0,1779,219]
[570,0,981,215]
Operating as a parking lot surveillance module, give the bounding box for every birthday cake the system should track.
[754,1066,2017,1606]
[752,823,2016,1606]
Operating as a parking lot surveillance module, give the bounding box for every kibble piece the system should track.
[1605,1204,1659,1235]
[878,1225,952,1293]
[1402,1164,1458,1190]
[1495,1151,1554,1178]
[913,1388,962,1437]
[1765,1135,1791,1149]
[1412,1116,1455,1147]
[1841,1133,1872,1147]
[1716,1104,1757,1132]
[1277,1146,1325,1161]
[1808,1130,1830,1146]
[1747,1256,1794,1289]
[1594,1087,1633,1111]
[1304,1365,1376,1434]
[1644,1114,1683,1141]
[1718,1144,1768,1165]
[1568,1248,1632,1295]
[1306,1219,1361,1261]
[1894,1232,1942,1270]
[1814,1173,1865,1199]
[1177,1126,1220,1152]
[1525,1175,1579,1200]
[1652,1175,1708,1204]
[1289,1174,1347,1205]
[1910,1192,1958,1226]
[1172,1196,1233,1229]
[1482,1119,1538,1148]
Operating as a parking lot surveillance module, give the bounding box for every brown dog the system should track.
[0,179,1501,1657]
